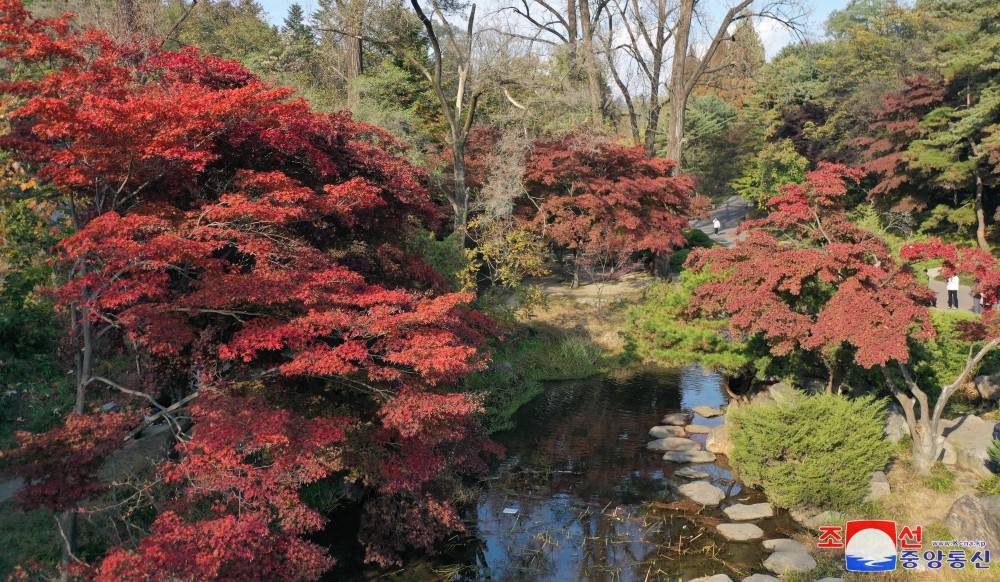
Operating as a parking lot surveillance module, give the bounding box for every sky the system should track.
[257,0,853,60]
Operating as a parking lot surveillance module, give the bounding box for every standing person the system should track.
[712,217,721,235]
[947,274,960,309]
[973,287,983,315]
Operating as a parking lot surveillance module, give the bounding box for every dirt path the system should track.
[0,478,23,503]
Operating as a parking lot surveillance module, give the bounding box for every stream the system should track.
[330,366,801,580]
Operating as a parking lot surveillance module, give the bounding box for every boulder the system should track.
[884,408,909,442]
[662,413,692,426]
[723,503,774,521]
[958,446,994,478]
[749,390,776,407]
[675,467,710,479]
[692,405,725,418]
[689,576,732,582]
[975,375,1000,401]
[943,496,1000,552]
[650,425,686,438]
[706,424,732,455]
[940,440,958,465]
[678,481,727,506]
[663,450,717,463]
[647,437,701,451]
[800,510,847,531]
[762,551,816,575]
[762,538,809,553]
[716,523,764,541]
[685,424,712,434]
[741,576,778,582]
[943,415,998,478]
[767,382,802,405]
[864,470,890,502]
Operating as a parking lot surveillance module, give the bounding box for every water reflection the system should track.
[329,366,800,581]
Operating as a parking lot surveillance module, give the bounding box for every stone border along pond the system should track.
[649,402,827,581]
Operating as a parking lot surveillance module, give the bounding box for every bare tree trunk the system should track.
[117,0,139,36]
[971,140,990,253]
[345,3,364,104]
[663,0,693,162]
[579,0,602,124]
[451,141,469,242]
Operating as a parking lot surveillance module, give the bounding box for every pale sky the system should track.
[257,0,852,60]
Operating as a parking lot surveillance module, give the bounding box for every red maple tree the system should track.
[686,162,1000,474]
[0,1,498,577]
[524,132,703,286]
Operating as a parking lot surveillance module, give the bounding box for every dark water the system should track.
[333,366,800,581]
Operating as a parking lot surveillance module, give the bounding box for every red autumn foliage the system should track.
[688,163,936,368]
[525,132,703,257]
[855,75,947,210]
[4,412,134,511]
[0,1,498,577]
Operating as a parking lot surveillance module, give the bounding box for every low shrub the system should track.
[988,438,1000,473]
[517,335,602,381]
[728,394,892,510]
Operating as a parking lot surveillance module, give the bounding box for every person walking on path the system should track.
[713,217,721,235]
[947,274,960,309]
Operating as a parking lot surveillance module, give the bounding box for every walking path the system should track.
[690,196,752,248]
[927,267,976,312]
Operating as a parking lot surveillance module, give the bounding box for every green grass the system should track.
[0,500,60,578]
[976,475,1000,496]
[921,464,957,493]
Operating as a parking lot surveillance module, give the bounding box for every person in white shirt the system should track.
[712,217,721,235]
[947,274,960,309]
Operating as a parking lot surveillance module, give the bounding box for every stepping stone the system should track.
[650,425,686,438]
[689,576,732,582]
[692,405,725,418]
[763,551,816,575]
[662,413,691,426]
[663,450,716,463]
[647,437,700,451]
[741,575,779,582]
[723,503,774,521]
[678,481,726,506]
[674,467,710,479]
[685,424,712,434]
[762,538,809,553]
[716,523,764,541]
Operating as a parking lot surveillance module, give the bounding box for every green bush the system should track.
[405,229,467,291]
[728,394,892,510]
[988,439,1000,473]
[516,335,602,381]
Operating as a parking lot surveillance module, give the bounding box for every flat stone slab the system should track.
[689,576,732,582]
[762,538,809,553]
[650,425,686,438]
[685,424,712,434]
[717,523,764,541]
[663,450,717,464]
[662,413,691,426]
[763,551,816,575]
[943,415,997,477]
[742,574,779,582]
[675,467,710,479]
[678,481,726,506]
[723,503,774,521]
[692,405,725,418]
[647,437,700,451]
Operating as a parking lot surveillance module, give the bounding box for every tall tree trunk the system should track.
[578,0,602,125]
[344,0,365,104]
[451,141,469,244]
[60,302,93,577]
[642,56,664,154]
[971,140,990,253]
[664,0,693,167]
